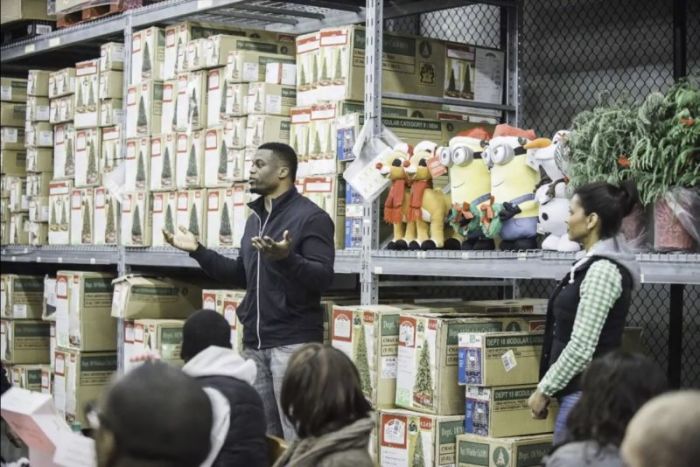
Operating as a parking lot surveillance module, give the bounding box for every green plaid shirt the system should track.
[538,259,623,397]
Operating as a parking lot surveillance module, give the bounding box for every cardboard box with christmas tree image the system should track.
[246,82,296,116]
[0,77,27,102]
[50,94,74,124]
[309,103,340,175]
[295,32,320,106]
[457,331,543,387]
[28,222,48,246]
[204,34,295,70]
[9,364,48,391]
[174,73,190,132]
[111,275,203,320]
[232,183,257,247]
[161,79,177,134]
[27,70,50,97]
[444,43,504,105]
[137,79,164,136]
[207,68,226,127]
[26,96,50,122]
[101,126,121,173]
[187,71,208,131]
[224,82,248,118]
[26,147,53,173]
[395,313,536,415]
[8,176,28,212]
[125,84,139,138]
[98,70,123,101]
[48,67,76,99]
[456,433,552,467]
[74,128,101,187]
[48,180,72,245]
[9,213,29,244]
[265,61,297,86]
[303,176,345,249]
[52,123,74,180]
[131,26,165,85]
[176,189,206,244]
[206,188,235,248]
[1,274,44,319]
[176,130,204,188]
[55,270,116,352]
[464,385,557,438]
[74,59,100,129]
[100,42,125,72]
[225,49,295,84]
[94,187,120,245]
[1,127,25,150]
[202,289,245,353]
[26,171,51,198]
[150,133,177,191]
[69,187,94,245]
[124,137,147,191]
[378,409,465,467]
[0,319,50,364]
[25,121,53,147]
[245,115,290,148]
[151,191,178,247]
[120,191,152,247]
[132,319,185,369]
[99,99,123,127]
[204,128,234,188]
[29,196,50,223]
[224,116,247,151]
[185,38,207,71]
[290,106,311,176]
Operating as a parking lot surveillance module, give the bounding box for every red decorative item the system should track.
[407,180,431,222]
[384,179,406,224]
[653,198,695,251]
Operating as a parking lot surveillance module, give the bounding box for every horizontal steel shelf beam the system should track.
[382,91,515,112]
[0,245,119,265]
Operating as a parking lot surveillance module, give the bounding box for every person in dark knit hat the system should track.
[181,309,268,467]
[92,361,212,467]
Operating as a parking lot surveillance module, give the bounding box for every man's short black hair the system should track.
[258,142,298,181]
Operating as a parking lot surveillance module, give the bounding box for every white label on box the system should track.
[178,194,188,210]
[135,325,144,343]
[12,304,27,319]
[37,105,50,121]
[381,356,397,379]
[1,85,10,100]
[266,95,282,115]
[39,130,53,146]
[208,193,219,211]
[125,323,135,342]
[55,354,65,375]
[4,128,18,142]
[474,48,504,105]
[242,62,259,81]
[502,349,517,372]
[153,195,163,212]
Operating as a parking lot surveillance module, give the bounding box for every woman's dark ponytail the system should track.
[617,179,640,218]
[575,180,641,239]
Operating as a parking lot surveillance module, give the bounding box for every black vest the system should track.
[539,256,633,398]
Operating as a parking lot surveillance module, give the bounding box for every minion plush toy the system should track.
[481,124,541,250]
[439,127,496,250]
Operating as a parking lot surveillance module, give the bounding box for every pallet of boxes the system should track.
[330,299,554,466]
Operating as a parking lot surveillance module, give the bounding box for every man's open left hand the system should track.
[252,230,292,260]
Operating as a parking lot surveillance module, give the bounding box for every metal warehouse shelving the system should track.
[1,0,698,382]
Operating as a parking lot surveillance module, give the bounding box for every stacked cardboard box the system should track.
[1,77,29,244]
[202,289,245,353]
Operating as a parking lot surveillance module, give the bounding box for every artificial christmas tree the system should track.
[65,139,75,176]
[161,146,173,188]
[217,141,228,182]
[188,204,199,237]
[76,82,84,110]
[461,64,473,99]
[413,340,434,408]
[164,204,174,235]
[137,95,148,133]
[142,42,152,76]
[87,142,98,185]
[105,201,116,244]
[131,205,142,244]
[412,431,425,467]
[189,89,199,128]
[445,68,458,97]
[355,317,371,395]
[50,204,57,231]
[219,203,232,244]
[87,80,96,111]
[311,131,321,156]
[333,48,343,85]
[312,54,318,87]
[136,151,146,189]
[186,144,198,185]
[319,54,330,86]
[81,203,92,244]
[60,202,68,232]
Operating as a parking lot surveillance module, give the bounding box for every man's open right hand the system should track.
[163,226,199,252]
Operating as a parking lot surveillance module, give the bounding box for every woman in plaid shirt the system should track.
[528,181,641,445]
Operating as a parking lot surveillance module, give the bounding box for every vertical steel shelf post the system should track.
[360,0,383,305]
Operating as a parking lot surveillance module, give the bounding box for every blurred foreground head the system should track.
[95,361,213,467]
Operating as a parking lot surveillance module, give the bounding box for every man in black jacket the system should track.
[164,142,335,440]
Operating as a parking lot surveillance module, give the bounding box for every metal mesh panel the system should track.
[419,5,501,49]
[683,285,700,388]
[689,0,700,77]
[521,0,676,136]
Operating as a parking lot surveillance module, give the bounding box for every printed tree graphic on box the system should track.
[219,202,232,244]
[354,319,371,397]
[76,82,84,110]
[461,64,473,99]
[87,141,97,184]
[219,83,227,117]
[188,203,199,237]
[231,89,240,114]
[52,78,58,97]
[186,144,198,185]
[319,53,330,85]
[50,203,57,231]
[60,200,68,231]
[413,339,434,408]
[218,141,228,181]
[230,57,239,80]
[142,41,152,75]
[162,146,172,187]
[312,54,319,86]
[137,95,148,132]
[103,146,110,170]
[445,67,458,97]
[164,204,174,235]
[412,431,425,467]
[106,199,116,243]
[65,139,75,176]
[81,201,92,244]
[311,131,321,156]
[131,204,142,244]
[231,122,240,146]
[136,150,146,189]
[87,78,96,110]
[253,89,262,112]
[325,126,333,156]
[300,65,307,90]
[252,123,261,147]
[189,89,200,128]
[172,95,179,130]
[333,48,344,84]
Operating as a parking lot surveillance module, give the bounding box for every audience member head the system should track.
[180,309,232,362]
[280,343,372,438]
[621,390,700,467]
[93,361,212,467]
[565,351,667,448]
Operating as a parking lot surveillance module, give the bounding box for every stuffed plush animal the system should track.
[481,124,540,250]
[404,141,459,250]
[530,131,581,252]
[439,128,496,250]
[375,145,415,250]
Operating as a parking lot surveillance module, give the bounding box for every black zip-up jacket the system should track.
[190,187,335,349]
